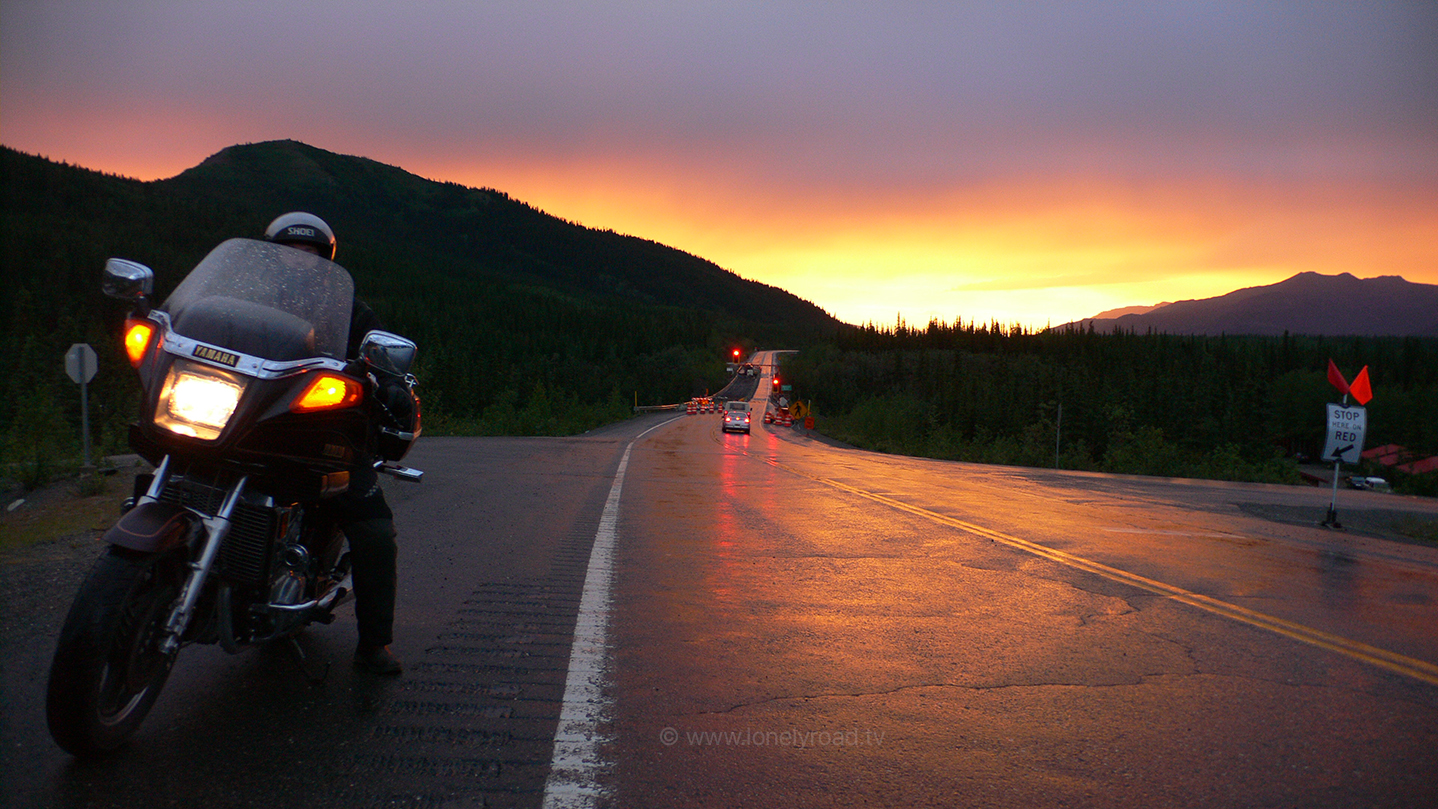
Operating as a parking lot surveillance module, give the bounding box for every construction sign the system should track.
[1321,404,1367,464]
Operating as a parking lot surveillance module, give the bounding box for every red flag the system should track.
[1326,359,1349,395]
[1349,366,1372,405]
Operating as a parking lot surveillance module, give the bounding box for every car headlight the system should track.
[155,360,246,440]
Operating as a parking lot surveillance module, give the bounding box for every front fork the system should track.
[143,457,250,656]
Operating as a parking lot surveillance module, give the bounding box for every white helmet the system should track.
[264,212,336,260]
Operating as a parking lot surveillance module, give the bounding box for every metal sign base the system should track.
[1320,460,1343,529]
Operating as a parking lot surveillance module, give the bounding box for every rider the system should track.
[264,212,405,676]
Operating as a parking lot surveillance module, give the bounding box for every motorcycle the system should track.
[46,238,422,757]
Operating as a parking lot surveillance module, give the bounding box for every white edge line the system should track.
[541,415,680,807]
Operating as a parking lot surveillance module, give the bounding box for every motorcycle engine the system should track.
[269,543,310,606]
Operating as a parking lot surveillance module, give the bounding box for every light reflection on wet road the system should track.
[608,372,1438,807]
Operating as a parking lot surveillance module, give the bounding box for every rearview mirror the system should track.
[103,258,155,300]
[359,330,418,377]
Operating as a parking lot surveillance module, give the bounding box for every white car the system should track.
[722,401,751,434]
[1347,476,1391,492]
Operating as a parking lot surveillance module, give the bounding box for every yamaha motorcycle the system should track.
[46,238,421,757]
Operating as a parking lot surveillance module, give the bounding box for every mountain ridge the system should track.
[7,140,1433,340]
[159,140,840,330]
[1061,272,1438,336]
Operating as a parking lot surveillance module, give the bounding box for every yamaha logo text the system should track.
[192,345,240,367]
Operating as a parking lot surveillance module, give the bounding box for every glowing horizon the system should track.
[3,138,1434,331]
[425,153,1438,329]
[3,2,1434,331]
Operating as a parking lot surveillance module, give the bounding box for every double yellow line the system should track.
[786,461,1438,687]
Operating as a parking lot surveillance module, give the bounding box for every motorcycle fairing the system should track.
[124,239,375,495]
[104,501,198,554]
[147,308,349,381]
[162,239,353,362]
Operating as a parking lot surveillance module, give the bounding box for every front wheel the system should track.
[46,547,185,757]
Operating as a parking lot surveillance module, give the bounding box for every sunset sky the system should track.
[3,1,1435,329]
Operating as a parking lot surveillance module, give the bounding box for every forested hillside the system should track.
[785,320,1438,495]
[1,141,841,483]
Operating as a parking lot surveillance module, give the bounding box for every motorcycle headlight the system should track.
[155,360,246,440]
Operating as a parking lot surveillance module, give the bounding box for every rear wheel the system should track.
[46,547,184,757]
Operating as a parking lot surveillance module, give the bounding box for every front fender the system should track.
[104,501,198,554]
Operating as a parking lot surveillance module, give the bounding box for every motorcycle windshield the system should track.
[161,239,355,362]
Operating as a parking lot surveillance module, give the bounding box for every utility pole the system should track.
[1055,402,1062,469]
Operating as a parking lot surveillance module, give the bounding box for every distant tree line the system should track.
[784,318,1438,495]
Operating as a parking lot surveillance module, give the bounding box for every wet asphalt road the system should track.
[4,368,1438,807]
[2,430,635,809]
[608,410,1438,808]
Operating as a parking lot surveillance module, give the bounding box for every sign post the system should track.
[65,343,98,467]
[1320,403,1367,528]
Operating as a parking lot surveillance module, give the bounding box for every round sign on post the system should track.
[65,343,98,384]
[65,343,98,467]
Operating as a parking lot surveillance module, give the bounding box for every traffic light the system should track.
[732,348,740,359]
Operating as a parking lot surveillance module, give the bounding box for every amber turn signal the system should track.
[292,373,362,413]
[123,319,155,367]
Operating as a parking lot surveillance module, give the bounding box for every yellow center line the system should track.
[766,453,1438,687]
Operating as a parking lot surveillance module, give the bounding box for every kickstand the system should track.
[286,635,331,684]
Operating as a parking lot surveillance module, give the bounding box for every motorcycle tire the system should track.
[46,546,185,757]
